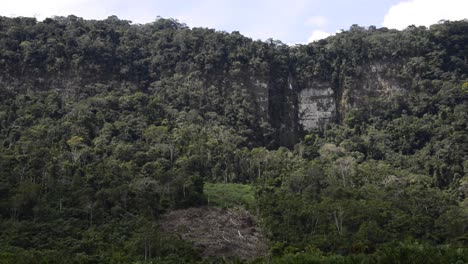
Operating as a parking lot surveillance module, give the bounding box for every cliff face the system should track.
[1,16,466,148]
[340,62,404,113]
[256,60,405,136]
[298,64,404,128]
[297,81,335,131]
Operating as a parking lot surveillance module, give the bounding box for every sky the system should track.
[1,0,467,44]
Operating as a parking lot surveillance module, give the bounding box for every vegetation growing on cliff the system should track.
[0,16,467,262]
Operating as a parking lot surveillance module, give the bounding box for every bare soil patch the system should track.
[159,207,269,260]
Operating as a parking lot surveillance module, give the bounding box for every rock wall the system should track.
[297,81,336,130]
[289,61,405,132]
[251,78,269,121]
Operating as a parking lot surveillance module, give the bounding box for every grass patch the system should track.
[204,183,255,209]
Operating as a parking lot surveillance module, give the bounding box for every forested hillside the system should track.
[0,16,467,263]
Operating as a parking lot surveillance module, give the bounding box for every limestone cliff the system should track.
[1,16,464,148]
[297,82,335,131]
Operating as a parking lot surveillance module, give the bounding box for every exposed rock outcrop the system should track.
[298,82,336,130]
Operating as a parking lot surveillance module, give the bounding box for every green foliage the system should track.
[462,82,468,94]
[204,183,255,209]
[262,242,468,264]
[0,15,466,262]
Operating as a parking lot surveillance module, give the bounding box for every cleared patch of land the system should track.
[159,207,268,260]
[204,183,255,209]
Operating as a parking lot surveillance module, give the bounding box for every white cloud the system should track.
[305,16,327,27]
[383,0,468,29]
[307,30,332,42]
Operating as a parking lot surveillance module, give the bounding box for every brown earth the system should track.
[159,207,269,260]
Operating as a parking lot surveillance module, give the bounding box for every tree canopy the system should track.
[0,16,467,263]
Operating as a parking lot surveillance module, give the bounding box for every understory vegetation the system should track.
[0,15,467,263]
